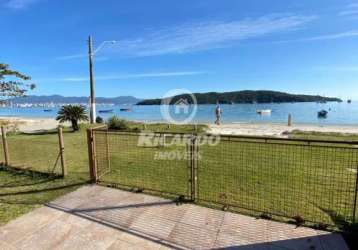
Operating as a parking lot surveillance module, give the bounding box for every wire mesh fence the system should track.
[94,130,191,198]
[0,133,4,165]
[198,136,358,227]
[2,128,65,176]
[91,128,358,228]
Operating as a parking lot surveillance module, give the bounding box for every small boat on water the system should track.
[43,109,52,112]
[317,110,328,118]
[120,108,132,112]
[348,99,352,103]
[257,109,271,115]
[98,109,114,113]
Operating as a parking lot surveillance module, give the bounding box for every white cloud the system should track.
[339,3,358,18]
[301,30,358,41]
[275,30,358,43]
[39,71,207,82]
[57,14,316,59]
[55,54,109,61]
[4,0,38,9]
[55,54,86,61]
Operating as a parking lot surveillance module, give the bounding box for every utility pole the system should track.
[88,35,96,124]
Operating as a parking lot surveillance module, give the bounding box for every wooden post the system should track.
[58,127,67,177]
[288,114,292,127]
[1,126,9,166]
[87,128,97,182]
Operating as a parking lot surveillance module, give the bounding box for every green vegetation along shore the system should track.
[137,90,341,105]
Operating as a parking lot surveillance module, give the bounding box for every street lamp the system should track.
[88,36,117,123]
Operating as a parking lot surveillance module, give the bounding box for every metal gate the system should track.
[88,127,194,199]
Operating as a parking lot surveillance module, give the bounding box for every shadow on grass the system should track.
[0,164,60,179]
[0,182,87,197]
[0,177,56,188]
[21,128,79,135]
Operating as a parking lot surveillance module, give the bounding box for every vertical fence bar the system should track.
[353,163,358,223]
[190,135,198,202]
[187,137,192,199]
[1,126,9,166]
[194,135,199,202]
[190,136,194,200]
[58,127,67,177]
[87,128,97,182]
[106,127,111,173]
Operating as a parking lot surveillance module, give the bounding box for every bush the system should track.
[96,116,104,124]
[107,116,130,130]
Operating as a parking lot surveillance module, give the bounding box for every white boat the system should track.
[257,109,271,115]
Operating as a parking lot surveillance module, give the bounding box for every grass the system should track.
[288,130,358,141]
[1,122,358,230]
[0,122,205,225]
[0,167,85,226]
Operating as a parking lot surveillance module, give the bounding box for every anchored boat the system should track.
[98,109,114,113]
[257,109,271,115]
[317,110,328,118]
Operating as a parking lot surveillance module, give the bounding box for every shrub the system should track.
[107,116,130,130]
[96,116,104,124]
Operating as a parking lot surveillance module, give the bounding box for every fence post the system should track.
[288,114,292,127]
[190,135,198,202]
[1,126,9,166]
[106,127,111,173]
[353,164,358,223]
[58,127,67,177]
[87,128,97,182]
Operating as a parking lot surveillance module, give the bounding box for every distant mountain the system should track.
[10,95,141,105]
[137,90,342,105]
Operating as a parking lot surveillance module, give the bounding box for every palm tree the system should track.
[56,105,88,131]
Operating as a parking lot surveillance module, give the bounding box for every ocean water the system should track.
[1,102,358,125]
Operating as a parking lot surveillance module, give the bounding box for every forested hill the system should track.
[137,90,342,105]
[10,95,141,105]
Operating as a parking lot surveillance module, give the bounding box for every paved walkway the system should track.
[0,185,348,250]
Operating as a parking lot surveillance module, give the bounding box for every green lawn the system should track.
[0,168,85,226]
[0,123,205,225]
[0,126,91,226]
[1,124,358,229]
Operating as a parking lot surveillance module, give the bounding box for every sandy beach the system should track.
[0,117,61,132]
[208,122,358,136]
[1,116,358,137]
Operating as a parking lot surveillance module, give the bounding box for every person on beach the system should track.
[215,104,222,125]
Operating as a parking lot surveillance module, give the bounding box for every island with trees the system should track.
[136,90,342,105]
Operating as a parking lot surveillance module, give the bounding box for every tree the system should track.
[0,63,35,99]
[56,105,88,131]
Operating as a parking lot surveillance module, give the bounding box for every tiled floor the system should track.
[0,185,349,249]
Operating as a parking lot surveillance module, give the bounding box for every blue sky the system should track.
[1,0,358,99]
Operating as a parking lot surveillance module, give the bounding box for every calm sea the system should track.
[1,102,358,125]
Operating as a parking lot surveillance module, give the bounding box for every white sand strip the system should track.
[207,123,358,136]
[0,117,61,132]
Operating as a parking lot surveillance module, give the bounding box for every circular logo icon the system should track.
[160,89,197,124]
